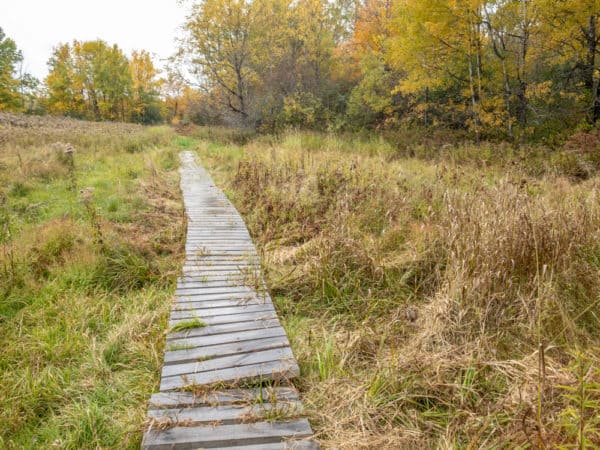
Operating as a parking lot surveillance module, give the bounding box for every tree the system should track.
[46,40,161,123]
[0,27,24,111]
[130,50,162,123]
[182,0,256,121]
[537,0,600,122]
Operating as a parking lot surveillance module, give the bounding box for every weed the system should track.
[170,318,206,333]
[558,350,600,448]
[80,187,103,247]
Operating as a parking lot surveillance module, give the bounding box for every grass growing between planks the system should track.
[0,113,185,449]
[169,318,206,333]
[195,128,600,448]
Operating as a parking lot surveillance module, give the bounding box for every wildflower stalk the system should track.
[80,187,104,248]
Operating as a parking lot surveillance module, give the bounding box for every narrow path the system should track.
[142,152,317,449]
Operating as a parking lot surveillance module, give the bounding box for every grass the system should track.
[0,112,184,449]
[169,318,206,333]
[3,114,599,448]
[195,126,600,448]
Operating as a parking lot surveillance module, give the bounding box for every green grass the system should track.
[169,318,206,333]
[166,343,196,352]
[0,114,184,449]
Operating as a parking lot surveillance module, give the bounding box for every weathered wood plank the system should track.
[166,319,281,341]
[176,280,260,290]
[165,327,288,353]
[168,311,279,328]
[173,298,269,310]
[149,387,299,409]
[165,335,290,365]
[148,400,302,426]
[207,441,319,450]
[176,291,259,302]
[162,347,294,377]
[160,359,299,391]
[175,285,254,295]
[170,304,274,321]
[176,279,264,289]
[142,419,313,450]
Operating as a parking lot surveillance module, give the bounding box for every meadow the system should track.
[0,113,185,449]
[194,127,600,448]
[1,114,599,449]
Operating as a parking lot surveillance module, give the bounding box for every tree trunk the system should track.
[516,0,529,130]
[90,89,101,121]
[424,86,429,127]
[502,59,513,140]
[468,56,480,143]
[585,15,600,122]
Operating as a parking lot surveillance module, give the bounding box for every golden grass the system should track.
[199,129,600,448]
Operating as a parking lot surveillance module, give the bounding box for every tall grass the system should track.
[0,113,184,448]
[199,129,600,448]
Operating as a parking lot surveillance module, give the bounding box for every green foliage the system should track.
[558,351,600,448]
[0,27,37,112]
[170,318,207,333]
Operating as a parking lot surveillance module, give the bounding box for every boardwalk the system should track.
[142,152,317,449]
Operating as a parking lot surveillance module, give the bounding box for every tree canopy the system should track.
[175,0,600,139]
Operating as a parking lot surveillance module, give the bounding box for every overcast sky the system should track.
[0,0,188,79]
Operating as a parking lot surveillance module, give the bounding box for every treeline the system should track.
[0,28,170,124]
[45,42,163,123]
[2,1,599,139]
[177,0,599,140]
[0,28,38,113]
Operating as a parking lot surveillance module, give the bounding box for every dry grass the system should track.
[199,129,600,448]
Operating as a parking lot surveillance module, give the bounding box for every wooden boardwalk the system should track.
[142,152,317,449]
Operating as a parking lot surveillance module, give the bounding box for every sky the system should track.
[0,0,189,80]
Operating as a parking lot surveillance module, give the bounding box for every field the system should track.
[194,128,600,448]
[1,114,599,448]
[0,113,185,449]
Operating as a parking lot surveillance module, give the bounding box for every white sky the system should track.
[0,0,189,79]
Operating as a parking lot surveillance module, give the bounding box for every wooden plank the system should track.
[178,276,256,284]
[160,359,300,391]
[180,269,260,275]
[182,261,258,267]
[166,327,288,352]
[177,278,263,287]
[185,251,256,255]
[162,347,294,377]
[173,298,269,310]
[166,319,281,341]
[174,291,264,301]
[208,441,319,450]
[176,280,258,290]
[149,388,299,409]
[142,419,314,449]
[170,304,274,321]
[165,335,290,365]
[175,292,261,303]
[184,256,260,262]
[168,311,279,328]
[175,286,254,296]
[148,400,303,426]
[176,297,266,307]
